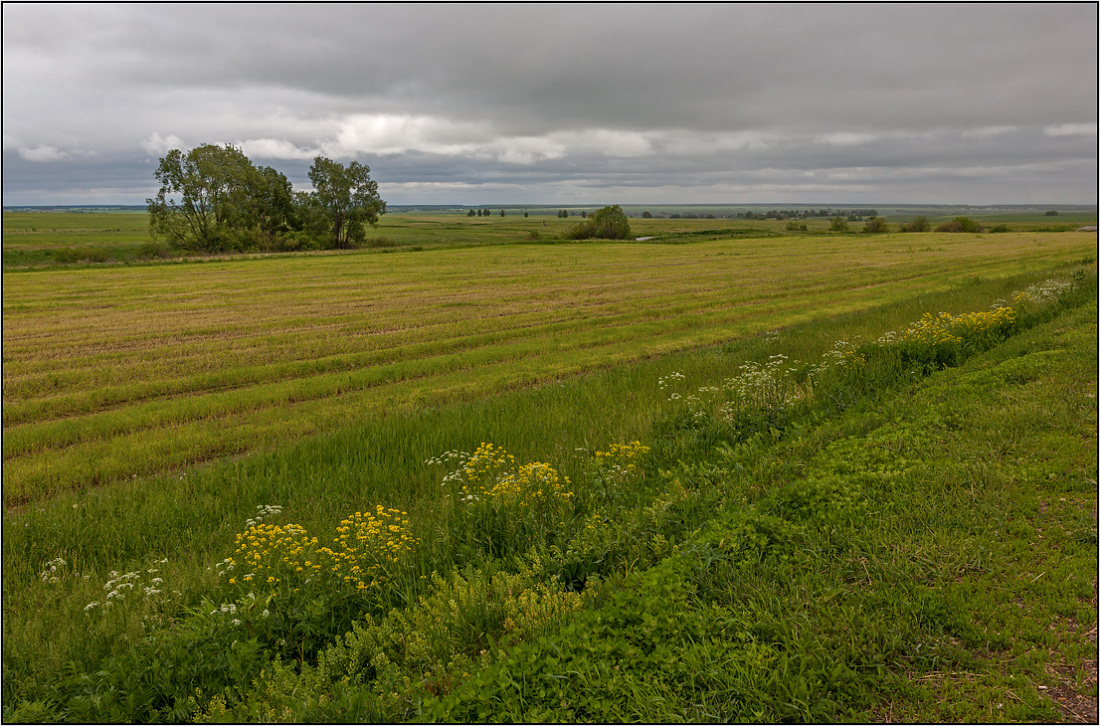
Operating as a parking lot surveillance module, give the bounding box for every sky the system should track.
[2,3,1097,206]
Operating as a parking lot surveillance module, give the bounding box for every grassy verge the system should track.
[3,262,1093,722]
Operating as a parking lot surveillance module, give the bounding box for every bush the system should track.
[137,242,173,260]
[898,215,930,232]
[935,217,983,233]
[830,217,850,233]
[862,217,890,234]
[565,205,633,240]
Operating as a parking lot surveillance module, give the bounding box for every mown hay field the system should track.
[2,229,1093,506]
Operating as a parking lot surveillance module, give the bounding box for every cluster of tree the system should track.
[147,144,385,253]
[739,208,879,221]
[467,209,508,217]
[564,205,633,240]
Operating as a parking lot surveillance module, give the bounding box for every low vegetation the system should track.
[3,252,1095,721]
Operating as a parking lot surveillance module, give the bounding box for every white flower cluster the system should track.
[85,559,169,613]
[658,371,688,402]
[424,449,469,467]
[210,601,238,616]
[1022,278,1072,302]
[244,503,283,529]
[426,449,475,494]
[725,354,803,409]
[38,557,67,583]
[208,593,270,626]
[657,371,686,390]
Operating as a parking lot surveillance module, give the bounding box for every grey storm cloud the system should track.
[2,3,1096,205]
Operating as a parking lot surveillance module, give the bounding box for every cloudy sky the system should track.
[3,3,1097,206]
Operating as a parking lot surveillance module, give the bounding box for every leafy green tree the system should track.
[500,209,506,217]
[147,143,261,252]
[306,157,386,249]
[468,209,476,217]
[642,211,652,218]
[862,217,890,234]
[248,166,299,244]
[909,215,931,232]
[565,204,633,240]
[829,216,850,233]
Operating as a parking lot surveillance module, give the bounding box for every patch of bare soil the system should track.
[1045,657,1097,723]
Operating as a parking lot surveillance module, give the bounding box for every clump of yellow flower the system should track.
[901,312,965,346]
[316,506,420,591]
[900,306,1016,347]
[488,461,574,507]
[227,523,318,588]
[439,443,575,508]
[593,441,650,485]
[225,505,420,596]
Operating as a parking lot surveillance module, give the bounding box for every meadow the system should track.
[4,218,1094,507]
[2,211,1096,722]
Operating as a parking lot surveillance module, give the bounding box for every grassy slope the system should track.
[412,290,1099,722]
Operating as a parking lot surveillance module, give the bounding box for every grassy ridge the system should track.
[4,231,1093,504]
[2,262,1094,722]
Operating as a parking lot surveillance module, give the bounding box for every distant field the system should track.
[4,209,1095,268]
[3,226,1094,506]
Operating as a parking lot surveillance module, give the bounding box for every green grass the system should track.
[5,227,1093,505]
[2,260,1094,722]
[6,208,1095,270]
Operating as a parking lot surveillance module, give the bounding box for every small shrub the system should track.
[935,216,983,233]
[137,242,172,259]
[830,217,850,233]
[898,215,930,232]
[862,217,890,234]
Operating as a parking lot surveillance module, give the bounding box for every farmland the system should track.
[2,211,1097,722]
[4,221,1093,506]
